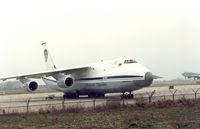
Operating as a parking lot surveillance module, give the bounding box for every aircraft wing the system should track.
[0,66,90,81]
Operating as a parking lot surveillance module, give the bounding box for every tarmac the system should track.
[0,84,199,114]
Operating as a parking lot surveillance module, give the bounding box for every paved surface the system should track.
[0,85,199,114]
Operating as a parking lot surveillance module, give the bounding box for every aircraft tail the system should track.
[41,42,57,70]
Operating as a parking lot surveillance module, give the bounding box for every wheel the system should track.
[63,94,66,99]
[88,93,100,98]
[88,94,95,98]
[127,94,131,99]
[131,94,134,99]
[63,94,69,99]
[96,94,105,98]
[127,94,134,99]
[88,94,92,98]
[121,94,127,99]
[100,94,105,98]
[63,93,79,99]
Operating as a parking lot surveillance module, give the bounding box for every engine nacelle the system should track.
[19,77,38,92]
[23,81,38,92]
[57,74,74,88]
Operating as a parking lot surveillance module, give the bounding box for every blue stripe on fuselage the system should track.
[107,75,143,79]
[77,75,143,81]
[43,75,143,83]
[78,77,103,81]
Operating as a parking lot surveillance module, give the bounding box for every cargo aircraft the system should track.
[0,43,160,99]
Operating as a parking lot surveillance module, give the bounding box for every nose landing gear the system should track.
[121,91,134,99]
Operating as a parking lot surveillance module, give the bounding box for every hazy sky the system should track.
[0,0,200,80]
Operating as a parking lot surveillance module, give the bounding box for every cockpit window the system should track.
[124,59,137,64]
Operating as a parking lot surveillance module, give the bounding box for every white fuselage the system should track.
[42,57,153,95]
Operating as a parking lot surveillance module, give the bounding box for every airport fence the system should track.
[0,88,200,114]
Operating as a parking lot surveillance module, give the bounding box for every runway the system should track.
[0,84,199,114]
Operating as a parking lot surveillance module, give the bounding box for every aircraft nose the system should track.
[144,72,154,85]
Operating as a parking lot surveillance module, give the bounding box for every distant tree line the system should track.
[0,81,50,91]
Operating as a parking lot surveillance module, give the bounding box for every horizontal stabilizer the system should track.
[153,75,163,79]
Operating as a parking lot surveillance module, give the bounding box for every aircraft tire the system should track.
[88,93,105,98]
[97,94,105,98]
[63,93,79,99]
[121,94,127,99]
[131,94,134,99]
[63,94,67,99]
[121,93,134,99]
[88,93,96,98]
[127,94,134,99]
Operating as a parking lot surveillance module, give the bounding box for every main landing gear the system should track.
[63,93,79,99]
[88,93,105,98]
[120,91,134,99]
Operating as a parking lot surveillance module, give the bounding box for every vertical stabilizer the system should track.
[41,42,57,70]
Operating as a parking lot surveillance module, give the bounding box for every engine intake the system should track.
[57,74,74,88]
[28,81,38,91]
[20,77,38,92]
[65,77,73,86]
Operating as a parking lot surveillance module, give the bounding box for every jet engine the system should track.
[57,74,74,88]
[20,77,38,92]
